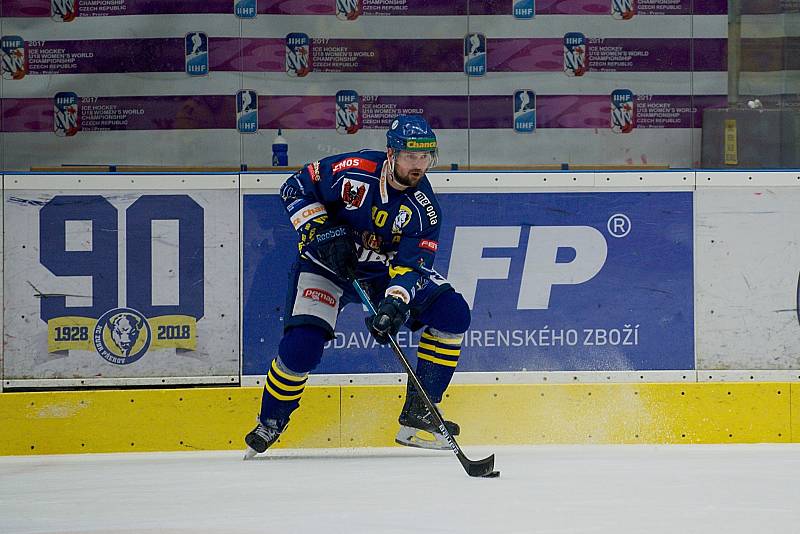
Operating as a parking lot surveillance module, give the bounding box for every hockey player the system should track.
[244,115,471,457]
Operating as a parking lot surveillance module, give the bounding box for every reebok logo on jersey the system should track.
[332,157,377,174]
[303,288,336,307]
[342,179,369,210]
[419,239,438,252]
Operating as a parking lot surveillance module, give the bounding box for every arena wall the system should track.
[2,170,800,454]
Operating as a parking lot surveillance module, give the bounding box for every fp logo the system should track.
[448,226,609,309]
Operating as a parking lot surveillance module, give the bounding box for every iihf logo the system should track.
[93,308,152,365]
[1,36,26,80]
[286,33,311,77]
[513,0,534,19]
[611,89,635,134]
[54,92,80,137]
[563,32,587,77]
[51,0,78,22]
[336,0,361,20]
[513,90,536,133]
[335,90,360,134]
[237,90,258,133]
[611,0,637,20]
[185,32,209,76]
[464,33,486,76]
[234,0,256,19]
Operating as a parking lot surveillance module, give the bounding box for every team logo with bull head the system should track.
[93,308,152,365]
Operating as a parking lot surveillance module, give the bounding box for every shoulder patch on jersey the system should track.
[342,179,369,210]
[413,190,438,226]
[290,202,327,230]
[332,157,378,175]
[419,239,438,252]
[306,161,321,182]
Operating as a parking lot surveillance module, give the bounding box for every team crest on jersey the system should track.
[336,90,361,134]
[362,231,383,251]
[392,205,413,234]
[563,32,588,77]
[336,0,361,20]
[236,90,258,133]
[52,0,78,22]
[1,36,27,80]
[54,92,80,137]
[93,308,152,365]
[342,179,369,210]
[286,33,311,77]
[513,0,534,18]
[185,32,209,76]
[611,89,635,134]
[464,33,486,76]
[234,0,257,18]
[514,90,536,133]
[611,0,636,20]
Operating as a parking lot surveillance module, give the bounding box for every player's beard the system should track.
[393,167,424,188]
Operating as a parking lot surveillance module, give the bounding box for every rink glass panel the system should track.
[4,3,797,169]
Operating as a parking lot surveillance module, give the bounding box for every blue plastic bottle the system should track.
[272,129,288,166]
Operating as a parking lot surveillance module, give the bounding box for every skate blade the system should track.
[395,425,450,451]
[243,447,259,460]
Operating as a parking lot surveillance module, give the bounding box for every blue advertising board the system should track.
[242,191,694,375]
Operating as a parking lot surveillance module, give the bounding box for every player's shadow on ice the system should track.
[247,448,444,461]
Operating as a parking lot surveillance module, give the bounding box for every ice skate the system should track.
[243,419,284,460]
[395,391,460,451]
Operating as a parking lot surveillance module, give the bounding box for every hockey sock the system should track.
[415,327,463,402]
[259,356,308,426]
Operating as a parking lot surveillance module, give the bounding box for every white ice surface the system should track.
[1,444,799,534]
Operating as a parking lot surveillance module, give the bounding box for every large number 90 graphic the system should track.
[39,195,204,322]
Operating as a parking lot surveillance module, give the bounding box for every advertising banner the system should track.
[243,190,694,375]
[2,94,727,133]
[0,37,727,76]
[3,176,240,381]
[0,0,727,18]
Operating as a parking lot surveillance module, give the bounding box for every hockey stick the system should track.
[352,279,499,478]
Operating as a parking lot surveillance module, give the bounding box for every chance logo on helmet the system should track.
[386,115,439,165]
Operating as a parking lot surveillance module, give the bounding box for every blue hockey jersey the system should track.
[280,149,442,302]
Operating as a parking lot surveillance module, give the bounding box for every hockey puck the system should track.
[483,470,501,478]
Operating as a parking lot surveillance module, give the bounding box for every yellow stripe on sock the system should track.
[267,370,306,391]
[421,331,463,345]
[417,351,458,367]
[417,341,438,352]
[265,381,304,401]
[270,359,308,384]
[435,346,461,356]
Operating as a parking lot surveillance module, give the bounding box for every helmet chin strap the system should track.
[385,150,405,191]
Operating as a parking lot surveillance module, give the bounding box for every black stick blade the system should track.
[465,454,496,478]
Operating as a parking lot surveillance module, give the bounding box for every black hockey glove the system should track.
[305,224,358,281]
[366,296,410,344]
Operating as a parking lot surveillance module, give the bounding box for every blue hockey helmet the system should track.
[386,115,437,153]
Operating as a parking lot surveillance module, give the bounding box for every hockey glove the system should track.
[304,224,358,282]
[366,296,410,344]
